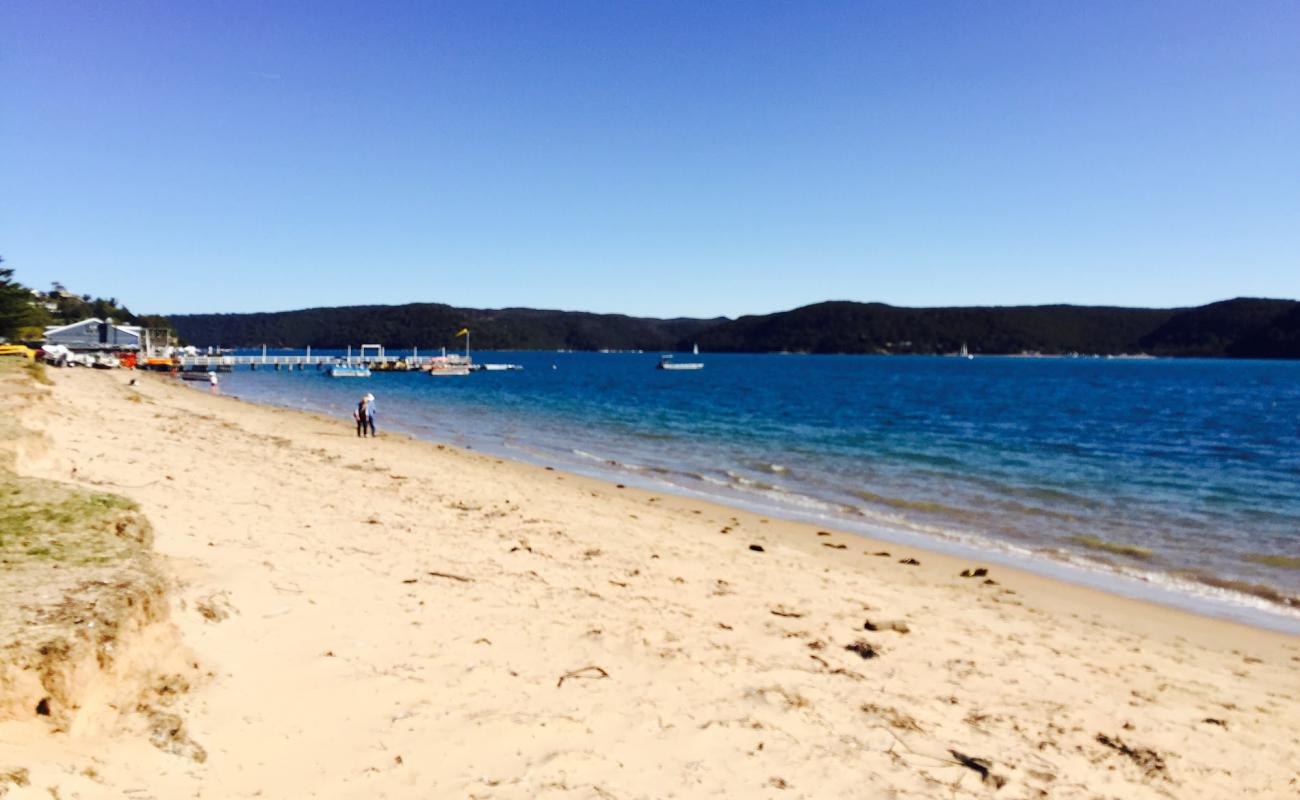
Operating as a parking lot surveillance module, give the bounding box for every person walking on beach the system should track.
[208,371,219,395]
[363,393,377,437]
[354,396,369,437]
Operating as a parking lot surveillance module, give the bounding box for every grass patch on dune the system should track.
[22,359,52,386]
[0,476,155,574]
[1068,535,1153,560]
[0,360,141,567]
[1,359,168,727]
[1243,553,1300,571]
[1,475,146,566]
[0,355,177,735]
[0,356,152,591]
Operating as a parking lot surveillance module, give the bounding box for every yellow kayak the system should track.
[0,344,35,360]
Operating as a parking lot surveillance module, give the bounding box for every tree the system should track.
[0,258,37,341]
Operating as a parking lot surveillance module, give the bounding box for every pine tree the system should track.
[0,258,37,341]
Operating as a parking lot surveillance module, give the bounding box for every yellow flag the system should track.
[455,328,469,337]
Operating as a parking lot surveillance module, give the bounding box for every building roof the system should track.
[43,317,143,337]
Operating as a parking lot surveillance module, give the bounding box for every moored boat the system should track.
[426,355,471,376]
[329,364,372,378]
[657,354,703,371]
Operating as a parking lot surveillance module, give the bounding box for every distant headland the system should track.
[167,297,1300,359]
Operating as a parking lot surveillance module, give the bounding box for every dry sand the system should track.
[1,367,1298,799]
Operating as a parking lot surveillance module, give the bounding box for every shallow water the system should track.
[210,351,1300,631]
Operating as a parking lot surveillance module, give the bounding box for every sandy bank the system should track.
[1,367,1297,799]
[0,363,201,792]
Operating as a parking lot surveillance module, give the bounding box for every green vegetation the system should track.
[167,297,1300,358]
[0,256,174,344]
[0,477,143,565]
[170,303,722,352]
[1068,535,1154,560]
[0,359,166,726]
[0,259,35,341]
[22,359,51,386]
[0,360,146,567]
[1136,298,1300,357]
[695,298,1300,358]
[5,249,1296,358]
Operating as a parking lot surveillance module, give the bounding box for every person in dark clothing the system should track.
[354,397,369,437]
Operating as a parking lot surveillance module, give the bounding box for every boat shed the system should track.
[43,318,143,351]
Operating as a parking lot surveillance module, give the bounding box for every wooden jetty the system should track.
[173,345,443,372]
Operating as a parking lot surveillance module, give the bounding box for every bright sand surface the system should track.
[2,368,1298,799]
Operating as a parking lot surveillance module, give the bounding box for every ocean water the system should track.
[210,351,1300,631]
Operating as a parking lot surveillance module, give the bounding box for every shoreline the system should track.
[127,373,1300,658]
[215,375,1300,636]
[3,367,1297,797]
[222,385,1300,654]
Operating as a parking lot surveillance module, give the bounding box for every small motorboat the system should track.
[329,364,372,378]
[426,355,471,376]
[656,354,703,371]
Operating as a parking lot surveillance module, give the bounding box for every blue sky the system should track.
[2,1,1297,317]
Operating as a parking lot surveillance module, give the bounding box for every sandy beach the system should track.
[2,365,1298,799]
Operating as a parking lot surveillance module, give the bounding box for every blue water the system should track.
[209,351,1300,631]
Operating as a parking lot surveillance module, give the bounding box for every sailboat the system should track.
[657,344,704,370]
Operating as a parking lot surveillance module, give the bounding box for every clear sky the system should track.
[2,1,1297,318]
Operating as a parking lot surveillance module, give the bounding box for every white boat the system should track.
[329,365,371,377]
[429,330,474,376]
[426,355,471,376]
[960,342,974,360]
[656,354,703,371]
[478,363,523,371]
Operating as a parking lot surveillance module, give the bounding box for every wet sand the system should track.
[1,367,1297,799]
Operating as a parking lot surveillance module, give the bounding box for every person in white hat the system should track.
[362,393,376,437]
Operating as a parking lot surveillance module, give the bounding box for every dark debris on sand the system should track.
[948,749,1007,789]
[1096,733,1167,778]
[844,640,879,660]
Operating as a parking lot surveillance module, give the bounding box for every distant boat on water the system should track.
[426,355,471,376]
[657,354,704,371]
[429,328,474,376]
[329,365,371,378]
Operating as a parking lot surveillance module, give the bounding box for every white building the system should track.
[43,318,143,351]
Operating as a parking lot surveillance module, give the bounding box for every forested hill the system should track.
[691,298,1300,358]
[168,303,722,352]
[168,297,1300,358]
[693,302,1170,356]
